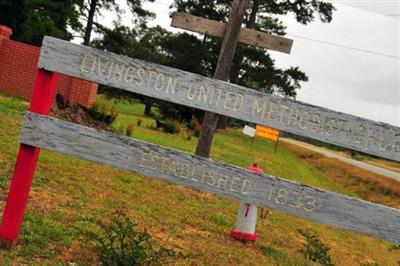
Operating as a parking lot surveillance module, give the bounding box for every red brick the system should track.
[0,25,98,108]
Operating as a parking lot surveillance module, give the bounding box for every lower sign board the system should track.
[256,125,280,142]
[20,112,400,243]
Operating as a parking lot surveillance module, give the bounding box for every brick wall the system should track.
[0,25,98,108]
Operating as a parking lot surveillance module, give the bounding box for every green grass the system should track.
[0,93,398,265]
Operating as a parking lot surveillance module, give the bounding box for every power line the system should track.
[148,0,399,59]
[286,33,399,59]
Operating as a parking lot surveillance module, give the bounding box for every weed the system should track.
[260,245,308,266]
[81,213,175,265]
[17,212,77,258]
[213,215,232,227]
[298,229,335,266]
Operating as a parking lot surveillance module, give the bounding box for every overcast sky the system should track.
[95,0,400,126]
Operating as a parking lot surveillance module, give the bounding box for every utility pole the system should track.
[195,0,249,157]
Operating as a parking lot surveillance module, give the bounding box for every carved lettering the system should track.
[252,99,266,117]
[241,180,251,195]
[298,111,309,129]
[187,83,196,100]
[233,94,243,111]
[124,66,135,83]
[155,73,165,91]
[113,63,124,81]
[230,176,242,192]
[310,113,321,132]
[166,77,177,94]
[136,68,145,85]
[79,53,90,73]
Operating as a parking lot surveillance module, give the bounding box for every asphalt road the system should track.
[282,138,400,183]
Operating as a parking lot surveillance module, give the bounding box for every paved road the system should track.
[282,138,400,183]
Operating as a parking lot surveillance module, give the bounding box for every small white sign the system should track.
[242,125,256,137]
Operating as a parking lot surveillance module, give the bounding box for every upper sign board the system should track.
[38,37,400,162]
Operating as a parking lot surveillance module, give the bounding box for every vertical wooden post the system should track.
[273,132,280,153]
[0,69,59,245]
[195,0,249,158]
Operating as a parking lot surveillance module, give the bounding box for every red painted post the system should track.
[0,69,59,245]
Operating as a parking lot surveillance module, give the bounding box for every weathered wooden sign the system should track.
[39,37,400,162]
[20,112,400,243]
[171,12,293,54]
[1,35,400,246]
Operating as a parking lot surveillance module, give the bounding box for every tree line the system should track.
[0,0,335,158]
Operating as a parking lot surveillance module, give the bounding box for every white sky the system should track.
[93,0,400,126]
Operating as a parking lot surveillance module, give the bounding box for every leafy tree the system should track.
[93,23,212,120]
[173,0,335,157]
[92,24,171,114]
[0,0,81,45]
[79,0,155,45]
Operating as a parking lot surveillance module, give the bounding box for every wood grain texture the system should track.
[170,12,293,54]
[38,37,400,162]
[20,112,400,243]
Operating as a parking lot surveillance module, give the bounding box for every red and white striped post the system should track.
[0,69,58,245]
[230,163,263,242]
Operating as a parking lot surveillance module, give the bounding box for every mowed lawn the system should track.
[0,93,399,265]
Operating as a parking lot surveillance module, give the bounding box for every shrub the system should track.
[82,213,174,266]
[388,244,400,266]
[137,119,143,127]
[89,100,118,124]
[160,119,182,134]
[389,244,400,251]
[351,151,364,161]
[298,229,335,266]
[115,124,125,135]
[126,125,134,137]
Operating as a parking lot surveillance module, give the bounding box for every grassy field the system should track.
[0,93,399,265]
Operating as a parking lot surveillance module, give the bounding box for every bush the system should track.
[351,152,364,161]
[164,119,182,134]
[298,229,335,266]
[82,213,174,266]
[126,125,134,137]
[115,124,125,135]
[89,100,118,124]
[155,119,182,134]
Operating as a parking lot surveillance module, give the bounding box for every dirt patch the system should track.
[51,94,113,132]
